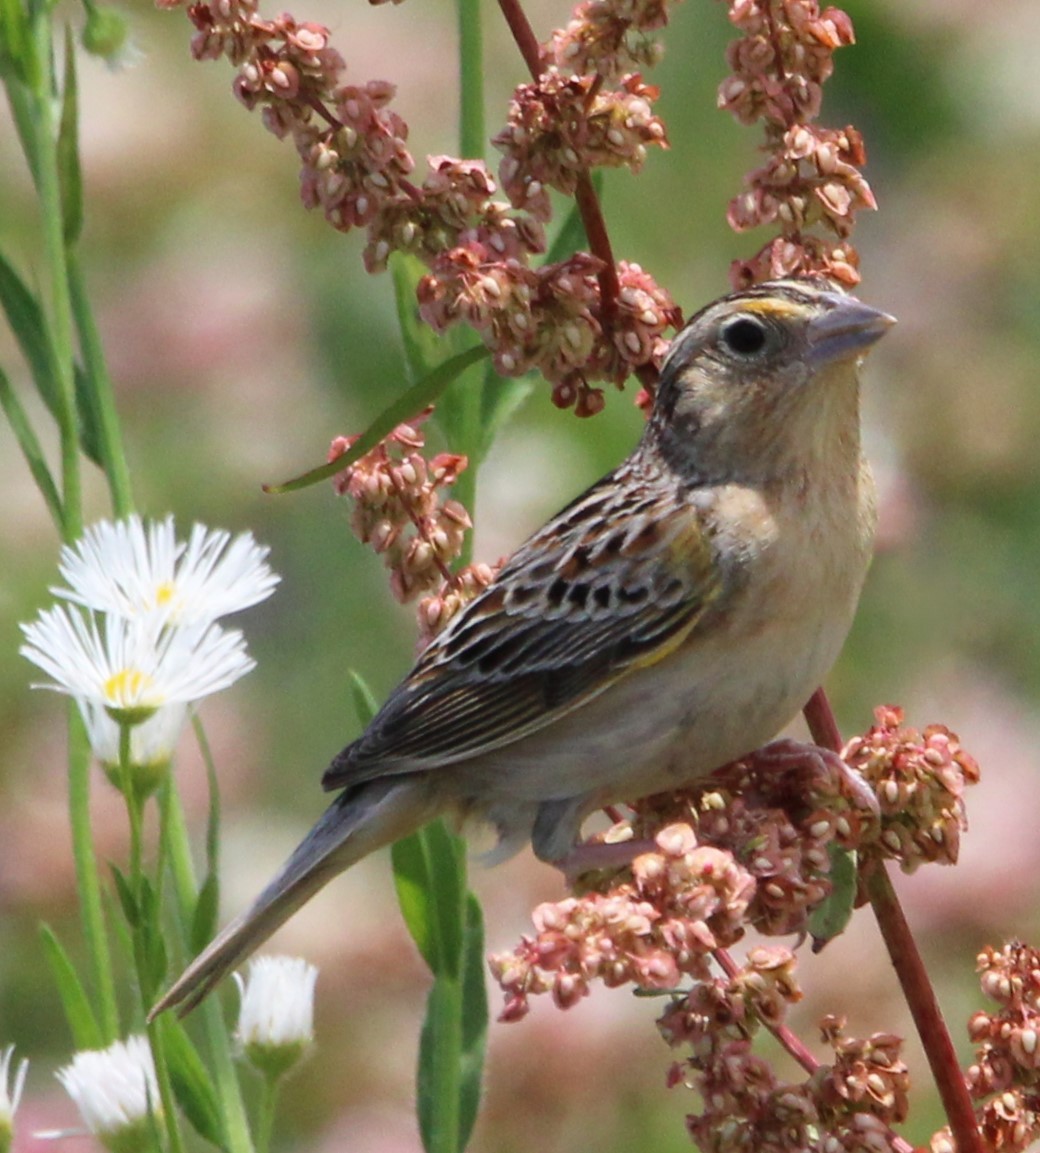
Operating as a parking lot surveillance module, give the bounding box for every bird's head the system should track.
[649,278,895,483]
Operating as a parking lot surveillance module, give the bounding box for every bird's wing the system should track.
[324,462,723,788]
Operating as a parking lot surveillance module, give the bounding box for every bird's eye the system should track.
[719,315,770,357]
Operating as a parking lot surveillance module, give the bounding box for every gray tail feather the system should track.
[149,777,436,1020]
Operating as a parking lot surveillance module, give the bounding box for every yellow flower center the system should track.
[153,581,178,609]
[103,667,157,708]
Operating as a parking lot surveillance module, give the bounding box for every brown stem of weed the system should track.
[494,0,620,322]
[803,687,983,1153]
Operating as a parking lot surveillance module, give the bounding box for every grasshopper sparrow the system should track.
[153,276,893,1017]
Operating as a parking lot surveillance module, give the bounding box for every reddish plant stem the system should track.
[803,685,843,750]
[494,0,620,321]
[803,687,983,1153]
[864,863,982,1153]
[713,948,819,1076]
[496,0,542,74]
[386,469,457,587]
[575,173,620,323]
[716,948,916,1153]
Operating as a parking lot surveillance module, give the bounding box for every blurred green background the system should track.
[2,0,1039,1149]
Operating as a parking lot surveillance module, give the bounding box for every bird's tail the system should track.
[149,776,438,1019]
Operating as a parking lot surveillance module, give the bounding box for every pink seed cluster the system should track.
[717,0,875,287]
[161,0,681,415]
[929,941,1040,1153]
[493,714,980,1153]
[493,71,667,222]
[328,418,469,604]
[843,705,980,872]
[490,825,755,1022]
[490,738,879,1021]
[544,0,678,80]
[328,419,500,644]
[662,983,909,1153]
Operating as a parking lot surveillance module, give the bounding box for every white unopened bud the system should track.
[235,956,318,1080]
[56,1036,159,1153]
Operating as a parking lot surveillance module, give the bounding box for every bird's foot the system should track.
[749,738,879,816]
[553,835,659,886]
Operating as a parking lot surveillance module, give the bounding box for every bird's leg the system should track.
[553,835,659,886]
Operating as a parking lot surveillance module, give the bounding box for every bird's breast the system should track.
[462,457,875,808]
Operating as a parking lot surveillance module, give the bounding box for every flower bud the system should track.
[81,5,131,62]
[235,956,318,1080]
[57,1036,160,1153]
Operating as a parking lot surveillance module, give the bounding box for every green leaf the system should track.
[391,834,440,972]
[191,873,220,956]
[58,25,83,244]
[110,863,139,926]
[264,344,489,495]
[457,894,488,1151]
[0,250,63,418]
[0,365,62,525]
[74,360,104,465]
[391,820,465,978]
[416,977,453,1153]
[144,922,169,994]
[809,845,858,951]
[0,0,32,85]
[159,1015,228,1150]
[390,252,447,385]
[415,903,487,1153]
[39,924,104,1050]
[389,250,486,464]
[347,668,379,727]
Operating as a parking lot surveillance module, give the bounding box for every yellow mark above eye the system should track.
[104,667,157,707]
[736,299,805,320]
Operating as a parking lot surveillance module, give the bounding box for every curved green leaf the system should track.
[39,924,104,1051]
[264,344,489,495]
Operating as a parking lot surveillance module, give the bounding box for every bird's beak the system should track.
[807,297,896,368]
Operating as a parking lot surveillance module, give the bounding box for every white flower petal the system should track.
[20,607,255,712]
[54,514,279,627]
[236,955,318,1054]
[56,1036,159,1142]
[0,1044,28,1144]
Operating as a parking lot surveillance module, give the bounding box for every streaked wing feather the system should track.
[324,459,720,788]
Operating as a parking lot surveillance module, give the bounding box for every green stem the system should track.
[28,10,81,540]
[115,723,186,1153]
[453,0,485,540]
[66,705,120,1041]
[255,1075,280,1153]
[67,250,134,517]
[147,1017,187,1153]
[161,785,255,1153]
[457,0,484,161]
[425,976,463,1153]
[118,723,144,891]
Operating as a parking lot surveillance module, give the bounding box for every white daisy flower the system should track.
[0,1045,28,1153]
[56,1036,159,1153]
[20,607,254,724]
[54,515,279,627]
[235,956,318,1079]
